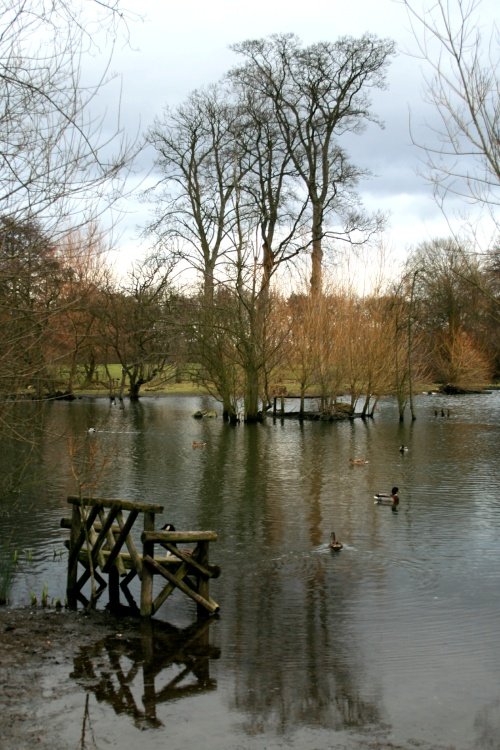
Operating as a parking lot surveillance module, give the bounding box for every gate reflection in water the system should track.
[71,616,219,730]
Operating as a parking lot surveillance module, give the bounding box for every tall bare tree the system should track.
[231,33,395,294]
[147,85,243,307]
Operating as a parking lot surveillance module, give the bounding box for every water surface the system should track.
[1,392,499,750]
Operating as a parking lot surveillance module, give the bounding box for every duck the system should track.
[87,427,97,434]
[399,445,408,453]
[192,440,207,448]
[329,532,343,551]
[349,458,369,465]
[374,486,400,509]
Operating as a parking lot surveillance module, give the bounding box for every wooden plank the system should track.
[67,495,164,514]
[92,507,124,573]
[67,504,101,573]
[150,561,186,613]
[161,542,215,579]
[87,516,106,570]
[143,555,219,614]
[102,509,139,575]
[74,548,181,571]
[117,510,143,577]
[142,530,218,544]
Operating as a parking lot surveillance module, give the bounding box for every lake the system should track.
[1,391,499,750]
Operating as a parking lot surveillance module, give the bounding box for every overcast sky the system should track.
[98,0,498,283]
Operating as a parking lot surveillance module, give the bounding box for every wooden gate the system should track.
[61,496,220,618]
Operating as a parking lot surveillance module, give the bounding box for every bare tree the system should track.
[405,237,494,388]
[231,33,395,294]
[147,85,243,306]
[0,216,65,398]
[403,0,499,228]
[147,82,305,421]
[53,225,112,392]
[101,253,176,400]
[0,0,136,231]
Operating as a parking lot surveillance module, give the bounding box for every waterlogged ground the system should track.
[0,606,485,750]
[2,392,500,750]
[0,608,133,750]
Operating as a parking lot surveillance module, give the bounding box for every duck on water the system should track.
[374,486,400,511]
[329,532,343,551]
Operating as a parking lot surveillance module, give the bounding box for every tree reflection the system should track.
[474,698,500,750]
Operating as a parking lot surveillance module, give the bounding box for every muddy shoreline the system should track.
[0,607,137,750]
[0,606,465,750]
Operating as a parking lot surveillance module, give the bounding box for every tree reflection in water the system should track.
[474,699,500,750]
[71,615,220,734]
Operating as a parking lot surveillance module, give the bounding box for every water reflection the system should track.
[474,699,500,750]
[1,392,500,750]
[226,543,382,736]
[71,616,220,730]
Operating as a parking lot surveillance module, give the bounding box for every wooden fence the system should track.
[61,496,220,618]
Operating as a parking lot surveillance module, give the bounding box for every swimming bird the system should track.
[399,445,408,453]
[349,458,369,465]
[192,440,207,448]
[374,486,400,510]
[329,532,343,551]
[87,427,97,434]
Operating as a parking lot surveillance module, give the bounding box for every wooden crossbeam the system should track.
[92,507,124,573]
[67,495,164,514]
[143,555,219,615]
[142,530,218,544]
[160,542,215,579]
[102,509,139,575]
[67,504,101,573]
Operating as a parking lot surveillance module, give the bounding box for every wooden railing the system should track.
[61,496,220,619]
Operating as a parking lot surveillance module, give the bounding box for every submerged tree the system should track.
[147,32,395,419]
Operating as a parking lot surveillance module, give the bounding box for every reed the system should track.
[0,550,17,605]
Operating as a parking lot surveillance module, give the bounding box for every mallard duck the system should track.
[349,458,369,465]
[374,487,400,509]
[192,440,207,448]
[329,532,343,551]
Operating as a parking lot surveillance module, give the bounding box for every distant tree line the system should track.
[0,216,497,421]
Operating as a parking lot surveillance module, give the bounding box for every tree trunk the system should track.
[310,203,323,296]
[244,364,261,422]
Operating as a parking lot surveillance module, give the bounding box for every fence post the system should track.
[140,510,156,616]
